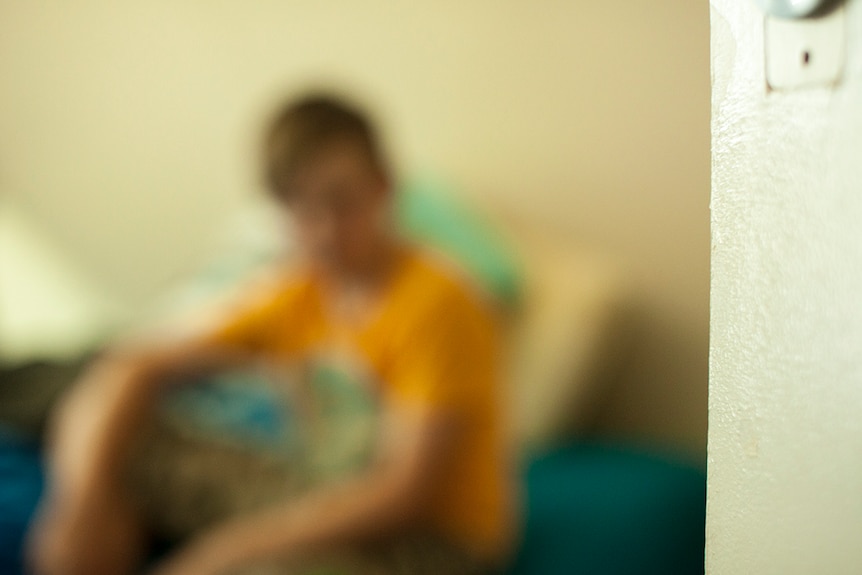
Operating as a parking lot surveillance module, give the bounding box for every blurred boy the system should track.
[27,94,515,574]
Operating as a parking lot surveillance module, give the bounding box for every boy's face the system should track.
[283,140,390,277]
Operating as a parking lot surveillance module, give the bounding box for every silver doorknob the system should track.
[754,0,838,18]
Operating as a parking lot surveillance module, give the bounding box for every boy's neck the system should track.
[325,234,407,294]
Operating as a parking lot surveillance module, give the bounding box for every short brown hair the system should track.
[263,94,387,201]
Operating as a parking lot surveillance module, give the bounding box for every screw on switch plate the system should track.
[765,6,845,90]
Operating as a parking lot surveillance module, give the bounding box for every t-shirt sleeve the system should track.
[385,289,500,415]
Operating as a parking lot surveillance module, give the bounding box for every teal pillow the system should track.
[395,174,523,311]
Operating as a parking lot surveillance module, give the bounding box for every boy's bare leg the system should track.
[26,358,154,575]
[25,345,242,574]
[28,476,146,575]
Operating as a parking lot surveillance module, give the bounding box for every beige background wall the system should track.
[0,1,709,457]
[709,0,862,572]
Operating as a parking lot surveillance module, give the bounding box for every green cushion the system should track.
[395,174,523,310]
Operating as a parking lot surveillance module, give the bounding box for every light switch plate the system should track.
[765,7,845,90]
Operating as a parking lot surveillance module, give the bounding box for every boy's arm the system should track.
[152,400,456,575]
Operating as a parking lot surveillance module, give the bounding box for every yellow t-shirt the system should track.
[204,248,513,558]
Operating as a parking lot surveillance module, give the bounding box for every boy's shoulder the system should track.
[397,246,499,321]
[209,263,319,321]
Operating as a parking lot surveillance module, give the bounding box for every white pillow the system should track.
[502,222,633,453]
[0,202,124,364]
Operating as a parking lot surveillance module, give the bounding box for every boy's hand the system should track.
[149,531,248,575]
[149,549,225,575]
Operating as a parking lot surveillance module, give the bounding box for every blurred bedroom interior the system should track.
[0,2,709,574]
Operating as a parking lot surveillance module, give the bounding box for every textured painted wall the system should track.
[709,0,862,573]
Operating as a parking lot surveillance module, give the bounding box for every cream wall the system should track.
[0,1,709,455]
[709,0,862,572]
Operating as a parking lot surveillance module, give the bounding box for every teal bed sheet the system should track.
[508,443,705,575]
[0,431,704,575]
